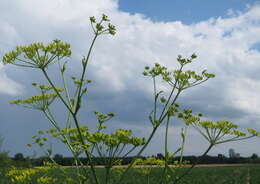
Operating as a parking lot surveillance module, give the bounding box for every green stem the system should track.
[122,146,136,158]
[159,80,178,121]
[71,114,100,184]
[43,110,86,169]
[74,34,98,114]
[165,116,170,162]
[58,60,72,108]
[173,143,214,184]
[41,69,99,184]
[179,127,187,165]
[158,116,171,184]
[117,77,182,184]
[160,90,181,122]
[216,135,255,145]
[153,77,157,122]
[159,64,184,122]
[105,167,110,184]
[43,111,90,183]
[41,68,73,114]
[116,127,158,184]
[191,125,210,142]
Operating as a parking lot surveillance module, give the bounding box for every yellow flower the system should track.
[37,176,57,184]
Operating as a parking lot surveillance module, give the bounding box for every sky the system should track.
[1,0,260,158]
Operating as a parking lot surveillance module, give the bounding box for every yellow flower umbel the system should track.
[3,40,71,69]
[6,167,39,184]
[37,176,57,184]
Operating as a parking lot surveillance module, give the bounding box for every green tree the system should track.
[0,136,12,169]
[0,135,3,152]
[13,153,25,161]
[251,153,258,159]
[53,154,64,165]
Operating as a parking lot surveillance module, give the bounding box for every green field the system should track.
[1,165,260,184]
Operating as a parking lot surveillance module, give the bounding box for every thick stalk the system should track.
[116,127,158,184]
[41,69,99,184]
[72,114,100,184]
[216,135,255,145]
[159,83,177,121]
[179,127,187,165]
[41,34,102,183]
[74,34,98,114]
[41,69,73,114]
[160,90,181,122]
[65,34,100,182]
[158,116,171,184]
[105,167,111,184]
[117,81,182,184]
[165,116,170,163]
[173,143,214,184]
[153,77,157,121]
[58,60,72,108]
[159,65,184,121]
[43,110,88,174]
[122,146,136,158]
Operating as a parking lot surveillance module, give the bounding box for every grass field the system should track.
[1,164,260,184]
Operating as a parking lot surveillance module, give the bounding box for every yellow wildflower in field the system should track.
[22,168,39,176]
[6,167,61,184]
[11,174,27,183]
[65,177,75,183]
[6,167,38,183]
[5,167,19,177]
[37,176,57,184]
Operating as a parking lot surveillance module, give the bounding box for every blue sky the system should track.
[119,0,258,23]
[1,0,260,157]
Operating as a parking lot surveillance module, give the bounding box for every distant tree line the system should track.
[1,142,259,168]
[2,152,260,168]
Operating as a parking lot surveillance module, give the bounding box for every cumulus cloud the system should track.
[0,64,23,95]
[1,0,260,155]
[0,19,23,95]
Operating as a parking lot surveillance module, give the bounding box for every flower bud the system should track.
[90,16,96,23]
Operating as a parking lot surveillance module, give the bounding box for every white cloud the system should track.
[0,20,23,96]
[0,64,23,95]
[229,77,260,115]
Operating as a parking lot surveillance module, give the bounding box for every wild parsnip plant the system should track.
[2,14,260,184]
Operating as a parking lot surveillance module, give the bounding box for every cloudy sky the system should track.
[1,0,260,157]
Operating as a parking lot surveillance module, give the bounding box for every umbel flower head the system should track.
[10,83,63,111]
[191,119,260,145]
[2,40,71,69]
[143,54,215,90]
[89,14,116,35]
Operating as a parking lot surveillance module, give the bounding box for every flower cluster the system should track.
[3,40,71,69]
[5,167,53,184]
[5,166,78,184]
[93,111,115,130]
[143,54,215,90]
[10,94,58,110]
[134,157,165,179]
[90,14,116,35]
[177,108,202,125]
[10,84,63,110]
[37,176,57,184]
[29,125,145,160]
[191,120,260,145]
[134,157,165,166]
